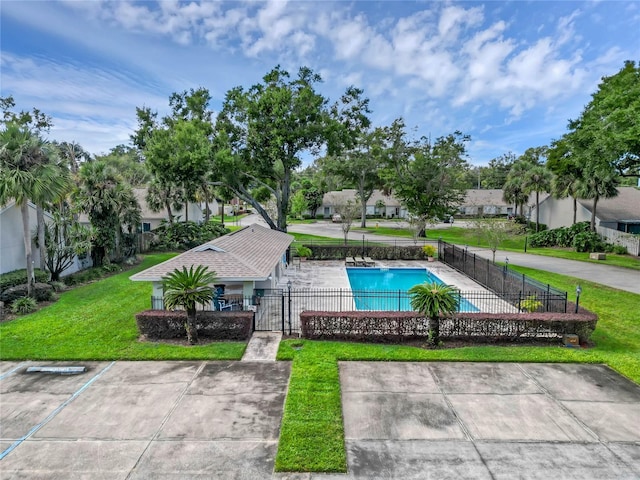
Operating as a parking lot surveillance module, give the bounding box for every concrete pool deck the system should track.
[276,260,516,315]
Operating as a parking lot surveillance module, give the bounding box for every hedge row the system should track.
[136,310,253,340]
[302,244,428,261]
[0,283,54,304]
[0,269,49,291]
[300,310,597,343]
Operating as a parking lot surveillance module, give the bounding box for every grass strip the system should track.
[275,266,640,472]
[0,253,247,361]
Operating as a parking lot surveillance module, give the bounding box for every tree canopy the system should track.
[215,66,330,231]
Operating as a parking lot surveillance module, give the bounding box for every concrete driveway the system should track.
[0,361,291,479]
[338,362,640,480]
[1,360,639,479]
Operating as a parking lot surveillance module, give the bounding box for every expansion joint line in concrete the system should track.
[515,363,634,466]
[0,362,28,381]
[515,363,600,441]
[0,361,116,461]
[125,361,208,480]
[429,365,497,480]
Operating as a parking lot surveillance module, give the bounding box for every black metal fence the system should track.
[152,286,559,334]
[438,240,568,313]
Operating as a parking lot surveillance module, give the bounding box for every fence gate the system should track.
[253,289,289,332]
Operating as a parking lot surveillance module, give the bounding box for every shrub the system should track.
[300,310,598,343]
[63,266,108,286]
[151,221,229,251]
[135,310,253,340]
[296,246,312,258]
[0,269,49,291]
[10,296,38,315]
[572,231,605,252]
[0,283,54,304]
[422,245,437,258]
[611,244,628,255]
[518,295,543,313]
[49,281,66,292]
[102,263,122,274]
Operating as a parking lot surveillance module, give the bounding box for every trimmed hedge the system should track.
[0,269,49,291]
[300,309,597,343]
[136,310,253,341]
[0,283,54,304]
[302,244,427,261]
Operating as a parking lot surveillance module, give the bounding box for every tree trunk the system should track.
[278,168,291,232]
[20,202,35,296]
[535,191,540,232]
[186,308,198,344]
[591,196,599,232]
[572,197,577,225]
[204,191,210,222]
[165,198,174,224]
[36,205,48,275]
[360,199,367,228]
[429,316,440,346]
[184,201,189,222]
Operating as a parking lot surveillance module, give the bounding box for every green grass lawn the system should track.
[0,253,247,361]
[274,266,640,472]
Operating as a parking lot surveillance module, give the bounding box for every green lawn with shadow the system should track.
[0,253,247,361]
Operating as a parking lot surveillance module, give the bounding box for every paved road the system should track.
[239,214,640,295]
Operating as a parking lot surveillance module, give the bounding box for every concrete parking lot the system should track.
[1,360,639,479]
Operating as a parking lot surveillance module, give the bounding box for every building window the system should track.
[142,222,151,232]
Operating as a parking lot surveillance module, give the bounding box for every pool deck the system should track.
[276,260,515,314]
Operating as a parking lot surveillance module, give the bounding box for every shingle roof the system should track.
[578,187,640,222]
[462,189,509,206]
[462,189,548,207]
[130,224,294,282]
[322,189,401,207]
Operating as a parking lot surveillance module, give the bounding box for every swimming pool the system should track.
[346,267,479,312]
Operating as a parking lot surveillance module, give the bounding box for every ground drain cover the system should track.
[26,366,87,375]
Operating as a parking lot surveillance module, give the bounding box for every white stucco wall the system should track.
[0,203,45,274]
[534,197,592,229]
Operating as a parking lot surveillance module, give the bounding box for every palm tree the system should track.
[502,176,528,217]
[409,282,459,346]
[0,123,68,294]
[76,160,140,266]
[552,172,581,225]
[162,265,217,344]
[577,162,619,231]
[522,165,552,232]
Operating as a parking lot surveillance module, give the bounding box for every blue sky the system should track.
[2,1,639,166]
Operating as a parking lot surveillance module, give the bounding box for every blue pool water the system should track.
[346,267,479,312]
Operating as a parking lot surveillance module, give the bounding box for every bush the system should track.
[151,221,229,251]
[612,244,628,255]
[528,222,594,249]
[572,231,605,252]
[0,269,49,291]
[0,283,54,304]
[102,263,122,274]
[296,246,312,258]
[422,245,437,258]
[301,309,598,343]
[135,310,253,341]
[300,244,427,261]
[10,296,37,315]
[49,281,66,292]
[63,266,108,286]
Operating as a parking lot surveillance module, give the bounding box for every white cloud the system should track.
[1,53,166,154]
